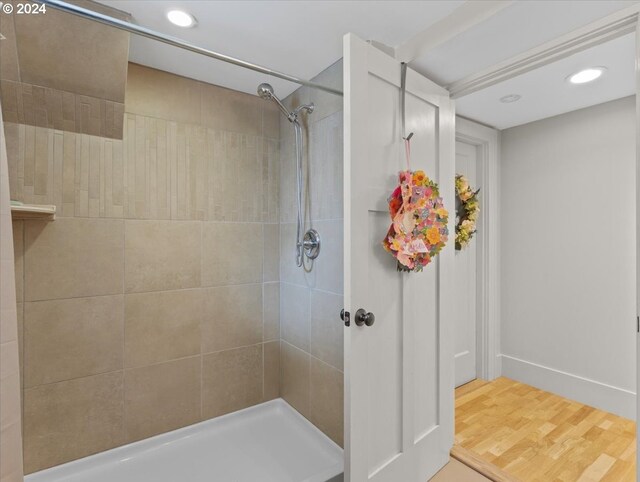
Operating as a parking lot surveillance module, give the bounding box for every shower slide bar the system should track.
[38,0,344,97]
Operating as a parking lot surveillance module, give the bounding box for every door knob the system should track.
[355,308,375,327]
[340,309,350,327]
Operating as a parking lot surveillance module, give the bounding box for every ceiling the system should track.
[455,33,635,129]
[96,0,638,129]
[97,0,464,98]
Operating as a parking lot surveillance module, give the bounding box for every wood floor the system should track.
[455,377,636,482]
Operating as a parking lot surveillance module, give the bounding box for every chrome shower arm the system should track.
[272,96,295,121]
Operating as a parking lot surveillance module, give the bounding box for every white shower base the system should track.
[26,399,344,482]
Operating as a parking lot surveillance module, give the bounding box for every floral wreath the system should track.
[455,174,480,250]
[382,138,449,272]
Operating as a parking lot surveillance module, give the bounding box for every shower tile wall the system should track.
[5,64,281,473]
[278,60,344,447]
[0,1,129,141]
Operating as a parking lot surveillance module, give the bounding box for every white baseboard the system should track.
[499,354,636,420]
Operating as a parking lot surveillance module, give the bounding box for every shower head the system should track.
[257,82,290,119]
[256,83,314,122]
[257,83,275,101]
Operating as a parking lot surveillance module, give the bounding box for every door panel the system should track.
[344,33,455,482]
[454,141,478,387]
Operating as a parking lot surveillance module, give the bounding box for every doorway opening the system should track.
[452,31,637,481]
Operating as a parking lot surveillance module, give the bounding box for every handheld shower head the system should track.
[257,82,291,119]
[256,83,313,123]
[257,83,275,100]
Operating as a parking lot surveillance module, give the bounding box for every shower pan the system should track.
[258,83,321,267]
[26,401,343,482]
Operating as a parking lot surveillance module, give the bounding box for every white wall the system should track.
[500,96,636,418]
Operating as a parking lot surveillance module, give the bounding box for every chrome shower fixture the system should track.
[257,83,315,122]
[257,83,318,267]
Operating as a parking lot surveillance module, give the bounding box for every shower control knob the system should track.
[355,309,375,327]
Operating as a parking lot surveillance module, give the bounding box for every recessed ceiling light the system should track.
[567,67,606,84]
[167,10,197,28]
[499,94,521,104]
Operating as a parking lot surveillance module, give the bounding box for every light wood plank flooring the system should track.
[455,377,636,482]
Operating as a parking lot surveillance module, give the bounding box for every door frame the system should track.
[455,117,500,382]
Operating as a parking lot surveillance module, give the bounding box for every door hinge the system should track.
[340,309,350,327]
[637,315,639,333]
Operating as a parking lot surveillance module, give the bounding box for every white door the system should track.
[343,33,455,482]
[454,141,478,387]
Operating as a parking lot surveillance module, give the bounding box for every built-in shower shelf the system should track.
[11,204,56,221]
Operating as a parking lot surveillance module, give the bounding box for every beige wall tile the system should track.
[24,218,124,301]
[0,11,20,82]
[313,220,344,294]
[6,122,127,214]
[0,81,125,139]
[0,340,21,428]
[201,284,262,354]
[310,290,343,371]
[125,289,201,368]
[124,356,201,443]
[280,283,310,352]
[201,83,261,136]
[0,82,21,125]
[262,102,280,140]
[202,344,262,419]
[16,303,22,390]
[14,8,128,103]
[309,112,343,221]
[123,114,175,220]
[309,357,343,447]
[23,371,124,473]
[261,137,280,223]
[124,220,201,293]
[206,132,266,223]
[278,131,307,224]
[263,282,279,342]
[201,223,263,286]
[125,64,201,125]
[263,223,279,282]
[0,306,17,346]
[4,123,20,200]
[283,60,343,125]
[280,341,310,418]
[24,295,124,388]
[0,262,16,345]
[12,220,22,303]
[0,340,23,479]
[0,418,23,481]
[263,341,279,401]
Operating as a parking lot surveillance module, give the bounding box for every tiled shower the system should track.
[0,2,344,476]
